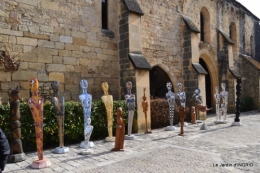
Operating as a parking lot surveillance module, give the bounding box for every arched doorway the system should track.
[149,66,172,98]
[199,58,212,111]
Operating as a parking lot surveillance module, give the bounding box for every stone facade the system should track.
[0,0,119,101]
[0,0,259,131]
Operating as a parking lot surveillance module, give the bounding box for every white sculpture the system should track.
[79,79,94,151]
[165,82,176,131]
[125,81,136,140]
[220,83,228,121]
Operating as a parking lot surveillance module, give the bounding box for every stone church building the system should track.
[0,0,259,132]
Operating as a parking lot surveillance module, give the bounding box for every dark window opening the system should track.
[199,58,212,112]
[149,66,172,99]
[229,26,232,39]
[102,0,108,29]
[200,13,204,41]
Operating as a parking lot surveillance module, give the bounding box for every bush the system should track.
[0,100,129,152]
[240,96,255,112]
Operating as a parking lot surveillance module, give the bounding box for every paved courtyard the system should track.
[4,111,260,173]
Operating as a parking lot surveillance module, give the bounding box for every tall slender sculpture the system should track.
[220,83,228,121]
[101,82,115,142]
[191,106,197,124]
[8,86,26,162]
[79,79,94,154]
[125,81,136,140]
[28,78,51,168]
[232,78,242,126]
[177,83,186,136]
[214,86,221,122]
[142,87,152,134]
[51,81,69,154]
[111,107,125,151]
[165,82,176,131]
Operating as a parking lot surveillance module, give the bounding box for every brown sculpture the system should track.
[8,86,26,163]
[178,106,186,136]
[28,78,51,168]
[191,106,197,124]
[111,107,125,151]
[142,88,152,134]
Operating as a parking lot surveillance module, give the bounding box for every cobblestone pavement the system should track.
[4,111,260,173]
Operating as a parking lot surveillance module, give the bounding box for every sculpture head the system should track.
[177,83,182,92]
[101,82,109,95]
[194,88,200,95]
[117,107,122,116]
[215,86,219,93]
[9,86,20,101]
[221,83,226,91]
[51,81,59,95]
[80,79,88,93]
[28,78,39,92]
[142,87,147,101]
[166,82,172,91]
[86,117,91,125]
[126,81,132,94]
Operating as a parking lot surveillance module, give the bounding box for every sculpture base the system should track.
[111,148,124,152]
[231,121,242,126]
[124,135,135,140]
[79,141,94,148]
[178,122,188,127]
[8,153,26,163]
[31,158,52,169]
[214,120,228,124]
[165,126,176,131]
[53,147,70,154]
[80,148,93,155]
[144,130,152,134]
[105,137,115,142]
[196,120,203,123]
[200,122,208,130]
[178,133,186,136]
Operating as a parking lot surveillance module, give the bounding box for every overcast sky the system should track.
[236,0,260,19]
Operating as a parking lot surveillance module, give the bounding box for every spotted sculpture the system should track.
[125,81,136,140]
[165,82,176,131]
[28,78,51,169]
[177,83,186,136]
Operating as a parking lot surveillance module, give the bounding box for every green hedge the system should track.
[0,100,130,152]
[240,96,256,112]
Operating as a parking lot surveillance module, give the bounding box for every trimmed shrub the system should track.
[240,96,255,112]
[0,100,129,152]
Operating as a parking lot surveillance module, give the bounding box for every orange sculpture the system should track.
[191,106,197,124]
[178,106,186,136]
[142,88,152,134]
[28,78,51,168]
[111,107,125,151]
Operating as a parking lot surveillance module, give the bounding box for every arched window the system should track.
[250,35,254,57]
[102,0,108,29]
[229,22,238,60]
[200,7,211,43]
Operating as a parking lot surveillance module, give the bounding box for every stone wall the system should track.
[139,0,183,89]
[0,0,120,102]
[240,55,260,110]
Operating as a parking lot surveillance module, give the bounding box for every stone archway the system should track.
[149,66,172,98]
[199,49,219,111]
